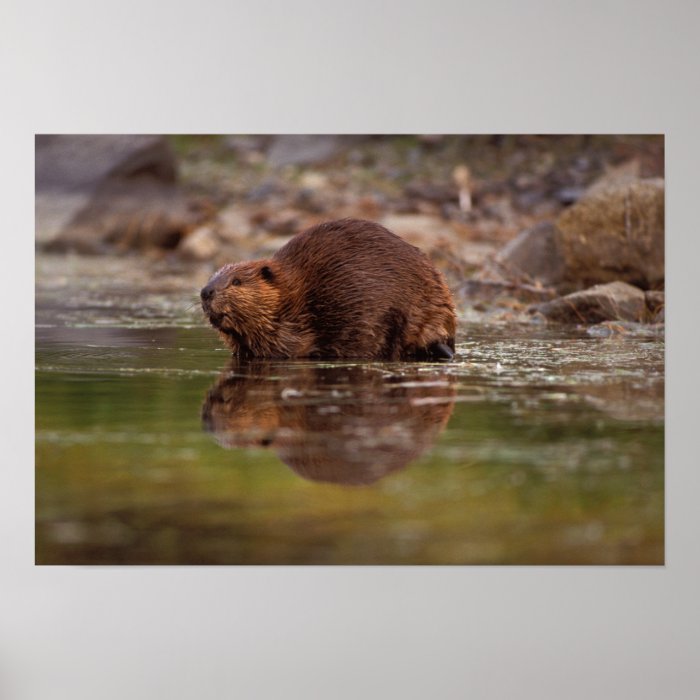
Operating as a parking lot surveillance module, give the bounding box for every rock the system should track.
[178,225,220,261]
[36,135,206,253]
[535,281,648,324]
[35,134,176,192]
[267,135,346,167]
[555,179,664,289]
[45,178,204,253]
[35,191,92,246]
[494,221,566,286]
[490,177,664,293]
[36,135,178,246]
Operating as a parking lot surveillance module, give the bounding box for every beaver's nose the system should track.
[201,284,215,302]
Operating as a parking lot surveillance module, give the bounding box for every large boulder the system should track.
[555,179,664,289]
[490,179,664,292]
[36,135,207,253]
[35,135,176,192]
[47,178,209,254]
[535,281,648,323]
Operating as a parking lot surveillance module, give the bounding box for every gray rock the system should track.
[494,221,566,286]
[35,190,92,245]
[535,281,648,323]
[44,178,205,254]
[35,135,176,192]
[267,135,345,167]
[35,135,205,253]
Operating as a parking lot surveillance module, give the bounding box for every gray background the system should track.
[3,0,698,697]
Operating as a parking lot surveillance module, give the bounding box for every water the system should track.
[35,254,664,564]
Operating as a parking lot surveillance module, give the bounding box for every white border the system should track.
[3,1,698,698]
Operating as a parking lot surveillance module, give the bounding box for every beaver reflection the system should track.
[201,361,456,485]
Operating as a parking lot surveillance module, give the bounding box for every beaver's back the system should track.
[273,219,456,359]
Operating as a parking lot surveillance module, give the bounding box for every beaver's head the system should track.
[201,260,281,354]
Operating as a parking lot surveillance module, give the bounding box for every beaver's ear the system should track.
[260,265,274,282]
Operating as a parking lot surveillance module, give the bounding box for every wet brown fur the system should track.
[201,218,457,359]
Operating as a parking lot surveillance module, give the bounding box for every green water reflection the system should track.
[36,321,664,565]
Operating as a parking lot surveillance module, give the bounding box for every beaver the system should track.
[200,218,457,360]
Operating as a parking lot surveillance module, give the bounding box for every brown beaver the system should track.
[200,218,457,360]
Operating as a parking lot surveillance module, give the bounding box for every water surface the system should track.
[35,254,664,564]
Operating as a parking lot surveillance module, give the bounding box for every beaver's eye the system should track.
[231,279,241,287]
